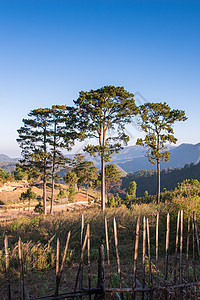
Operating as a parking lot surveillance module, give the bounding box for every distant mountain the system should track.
[0,154,19,163]
[1,142,199,174]
[117,143,200,173]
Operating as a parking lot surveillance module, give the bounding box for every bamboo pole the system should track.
[81,214,84,248]
[113,217,122,299]
[192,212,197,284]
[55,237,60,296]
[194,212,200,259]
[180,210,183,284]
[18,237,25,300]
[156,214,159,284]
[80,214,84,291]
[97,245,105,300]
[4,235,11,300]
[173,211,180,283]
[132,216,140,299]
[55,232,71,296]
[87,224,91,300]
[142,216,146,300]
[105,217,112,287]
[147,218,152,286]
[186,214,190,282]
[165,213,170,281]
[74,225,89,292]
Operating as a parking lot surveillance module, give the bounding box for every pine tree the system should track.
[74,85,138,211]
[137,102,187,203]
[17,108,52,214]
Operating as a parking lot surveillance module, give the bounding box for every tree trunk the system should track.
[43,174,47,215]
[101,155,106,211]
[157,158,161,204]
[43,125,47,215]
[50,174,55,214]
[85,184,89,203]
[50,121,57,215]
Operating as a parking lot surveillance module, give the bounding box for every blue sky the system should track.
[0,0,199,157]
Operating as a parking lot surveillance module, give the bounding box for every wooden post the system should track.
[192,211,199,298]
[173,211,180,283]
[55,232,71,296]
[165,213,170,281]
[4,235,11,300]
[105,217,112,287]
[156,214,159,284]
[180,210,183,284]
[142,216,146,300]
[74,225,89,292]
[55,237,60,296]
[186,214,190,282]
[113,217,122,289]
[87,224,91,300]
[97,245,105,300]
[192,211,197,283]
[194,212,200,258]
[18,237,25,300]
[147,218,152,286]
[80,214,84,291]
[81,214,84,249]
[132,216,140,299]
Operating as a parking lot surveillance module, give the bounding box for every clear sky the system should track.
[0,0,200,157]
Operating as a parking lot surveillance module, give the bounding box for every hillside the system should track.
[121,161,200,197]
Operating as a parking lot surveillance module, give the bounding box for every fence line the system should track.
[2,211,200,299]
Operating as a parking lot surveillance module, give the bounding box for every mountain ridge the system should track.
[1,142,200,173]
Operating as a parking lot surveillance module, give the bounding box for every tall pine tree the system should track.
[74,86,138,211]
[17,108,51,214]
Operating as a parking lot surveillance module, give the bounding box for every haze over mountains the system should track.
[0,142,200,173]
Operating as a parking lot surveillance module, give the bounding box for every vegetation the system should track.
[17,106,76,215]
[20,188,37,211]
[74,85,138,211]
[1,178,200,275]
[105,164,121,198]
[137,102,187,203]
[121,161,200,197]
[0,167,13,183]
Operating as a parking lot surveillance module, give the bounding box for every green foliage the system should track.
[64,170,78,186]
[167,179,200,221]
[20,188,37,201]
[74,160,98,191]
[127,181,137,197]
[57,189,65,199]
[68,184,76,202]
[108,196,115,208]
[136,102,187,164]
[108,193,121,208]
[34,201,43,213]
[0,168,13,183]
[14,165,26,180]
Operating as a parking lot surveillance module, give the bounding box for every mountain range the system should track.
[0,142,200,173]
